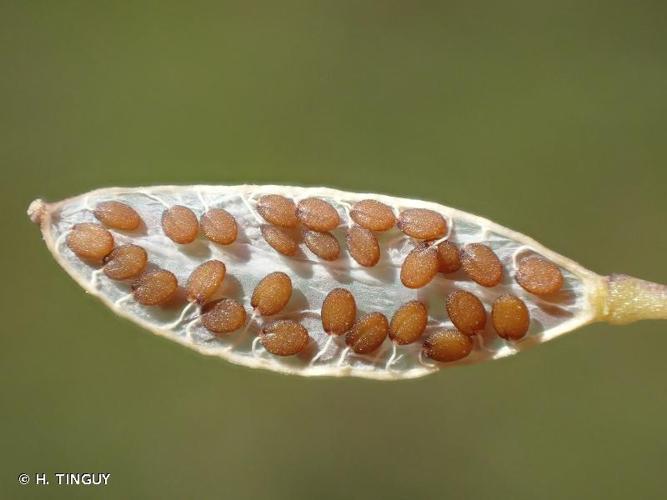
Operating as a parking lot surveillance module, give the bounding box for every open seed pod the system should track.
[28,185,667,380]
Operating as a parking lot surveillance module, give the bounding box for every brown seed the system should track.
[200,208,238,245]
[492,294,530,340]
[201,298,246,334]
[350,199,396,231]
[321,288,356,335]
[261,320,309,356]
[132,269,178,306]
[516,256,564,296]
[66,223,114,261]
[400,244,439,288]
[296,197,340,232]
[94,201,142,230]
[389,301,428,345]
[256,194,298,228]
[346,312,388,354]
[397,208,447,240]
[446,290,486,335]
[186,260,226,303]
[251,272,292,315]
[103,244,148,280]
[303,230,340,261]
[161,205,199,244]
[461,243,503,287]
[261,224,298,256]
[346,225,380,267]
[423,329,473,362]
[437,240,461,274]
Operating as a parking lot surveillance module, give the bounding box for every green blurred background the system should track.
[2,1,666,498]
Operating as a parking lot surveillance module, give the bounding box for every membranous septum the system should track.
[29,185,607,380]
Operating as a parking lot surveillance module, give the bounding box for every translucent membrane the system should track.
[28,185,666,380]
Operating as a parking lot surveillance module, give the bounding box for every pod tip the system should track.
[27,198,47,225]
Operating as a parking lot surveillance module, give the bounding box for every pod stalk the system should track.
[601,274,667,325]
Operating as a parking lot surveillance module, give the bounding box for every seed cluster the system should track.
[64,194,566,365]
[257,195,396,268]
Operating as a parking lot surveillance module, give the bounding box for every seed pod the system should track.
[261,320,309,356]
[400,244,439,288]
[256,194,298,227]
[346,225,380,267]
[389,301,428,345]
[346,312,388,354]
[303,230,340,261]
[132,269,178,306]
[461,243,503,287]
[201,298,246,334]
[251,272,292,315]
[321,288,356,335]
[516,256,564,296]
[103,244,148,280]
[350,199,396,231]
[200,208,238,245]
[186,260,226,303]
[260,224,298,256]
[162,205,199,244]
[94,201,142,230]
[423,329,473,362]
[296,197,340,232]
[492,294,530,340]
[437,240,461,274]
[30,186,667,380]
[446,290,486,335]
[66,223,114,261]
[397,208,447,240]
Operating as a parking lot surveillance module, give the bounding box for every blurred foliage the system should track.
[1,1,666,499]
